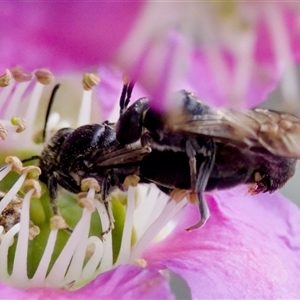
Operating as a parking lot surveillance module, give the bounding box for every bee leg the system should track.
[48,172,81,216]
[100,175,115,236]
[185,139,216,231]
[47,174,59,215]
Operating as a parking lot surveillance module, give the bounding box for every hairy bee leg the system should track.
[48,175,59,215]
[48,172,81,216]
[101,198,115,236]
[100,177,115,236]
[185,140,216,231]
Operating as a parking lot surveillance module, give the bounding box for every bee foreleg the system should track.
[48,172,81,215]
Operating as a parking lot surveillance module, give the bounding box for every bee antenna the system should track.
[124,80,135,109]
[42,83,60,142]
[119,75,135,114]
[119,81,128,114]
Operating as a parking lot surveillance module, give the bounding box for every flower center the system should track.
[0,68,188,290]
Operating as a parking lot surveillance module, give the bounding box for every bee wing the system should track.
[90,144,151,168]
[169,106,300,159]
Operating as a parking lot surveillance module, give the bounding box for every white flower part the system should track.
[0,173,26,214]
[115,186,135,265]
[0,223,20,279]
[96,201,113,272]
[77,89,92,127]
[9,189,34,286]
[130,185,188,262]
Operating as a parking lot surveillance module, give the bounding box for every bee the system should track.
[7,84,150,234]
[116,81,299,230]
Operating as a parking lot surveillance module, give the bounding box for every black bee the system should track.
[17,84,151,234]
[116,81,299,230]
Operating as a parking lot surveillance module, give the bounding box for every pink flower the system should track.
[0,2,300,299]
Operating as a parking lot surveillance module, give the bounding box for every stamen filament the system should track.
[4,80,31,120]
[77,90,92,127]
[10,189,34,284]
[0,165,12,181]
[46,208,92,287]
[0,173,26,213]
[96,201,113,272]
[81,236,103,282]
[31,229,58,285]
[130,197,187,262]
[0,223,20,279]
[24,82,44,134]
[115,186,135,265]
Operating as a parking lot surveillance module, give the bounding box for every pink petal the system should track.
[0,265,174,300]
[144,186,300,298]
[0,3,143,72]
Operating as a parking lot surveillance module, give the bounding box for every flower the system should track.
[0,2,300,299]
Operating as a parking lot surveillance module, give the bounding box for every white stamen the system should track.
[10,189,34,285]
[81,236,103,282]
[96,201,113,272]
[0,223,20,279]
[0,173,26,214]
[115,186,135,265]
[4,80,32,120]
[130,195,187,262]
[0,164,12,181]
[46,208,92,287]
[24,82,44,134]
[77,90,92,127]
[31,229,58,285]
[0,81,14,108]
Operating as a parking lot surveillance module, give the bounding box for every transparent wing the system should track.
[166,92,300,158]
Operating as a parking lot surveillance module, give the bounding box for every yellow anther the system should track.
[82,73,101,91]
[135,258,147,268]
[11,66,32,82]
[22,179,41,198]
[122,174,140,190]
[170,189,190,202]
[5,156,23,173]
[35,69,55,85]
[0,69,12,87]
[78,197,96,212]
[0,125,8,140]
[50,215,69,230]
[21,166,41,179]
[28,224,40,240]
[11,117,27,133]
[81,178,100,192]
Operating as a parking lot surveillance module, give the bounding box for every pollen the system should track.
[50,215,69,230]
[78,197,96,212]
[11,117,27,133]
[22,179,41,198]
[0,69,12,87]
[35,69,55,85]
[82,73,101,91]
[81,177,100,192]
[122,174,140,189]
[5,156,23,174]
[0,124,8,140]
[11,66,33,82]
